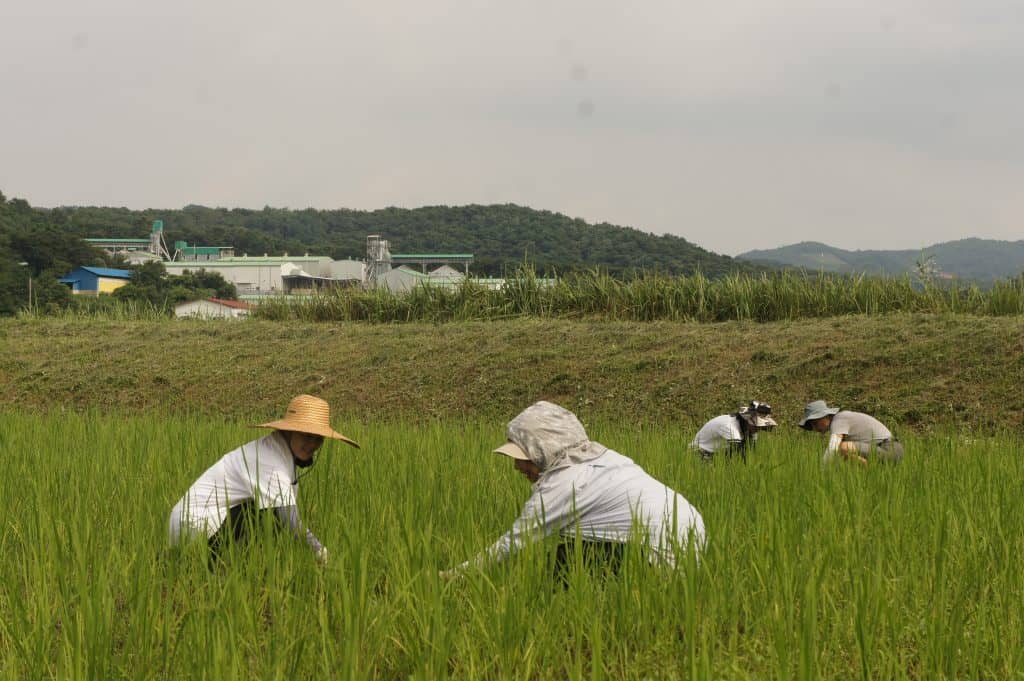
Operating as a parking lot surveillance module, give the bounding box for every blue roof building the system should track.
[58,267,133,295]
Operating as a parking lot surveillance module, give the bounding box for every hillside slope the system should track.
[2,315,1020,432]
[41,202,755,277]
[738,238,1024,284]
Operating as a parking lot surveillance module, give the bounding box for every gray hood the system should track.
[506,401,608,475]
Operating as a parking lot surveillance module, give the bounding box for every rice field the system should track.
[2,410,1022,679]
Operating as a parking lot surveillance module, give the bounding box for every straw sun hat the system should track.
[256,394,359,447]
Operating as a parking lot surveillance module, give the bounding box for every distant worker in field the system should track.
[798,400,903,465]
[168,394,358,564]
[441,401,705,581]
[690,400,778,462]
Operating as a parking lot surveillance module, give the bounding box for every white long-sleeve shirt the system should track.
[464,450,704,569]
[690,414,747,453]
[169,432,299,541]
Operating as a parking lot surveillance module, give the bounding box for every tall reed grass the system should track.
[26,296,174,321]
[24,271,1024,323]
[2,411,1021,679]
[255,270,1024,323]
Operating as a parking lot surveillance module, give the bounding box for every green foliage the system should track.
[0,252,25,316]
[1,411,1022,678]
[173,268,237,300]
[111,261,237,312]
[0,192,113,315]
[0,189,762,316]
[59,295,171,321]
[44,202,756,277]
[23,272,72,315]
[254,269,1024,323]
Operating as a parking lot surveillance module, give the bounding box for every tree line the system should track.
[39,201,755,276]
[0,193,234,315]
[1,190,757,316]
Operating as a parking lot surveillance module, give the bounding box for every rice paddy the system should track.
[2,410,1021,679]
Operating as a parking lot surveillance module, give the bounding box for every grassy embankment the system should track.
[1,314,1022,431]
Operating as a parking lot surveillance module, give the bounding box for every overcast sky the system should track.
[2,1,1022,255]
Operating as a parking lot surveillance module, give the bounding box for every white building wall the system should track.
[330,259,365,281]
[166,257,349,294]
[174,300,249,319]
[379,267,424,293]
[165,263,283,294]
[428,265,464,280]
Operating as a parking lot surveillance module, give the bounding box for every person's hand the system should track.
[315,545,329,566]
[438,568,458,581]
[839,449,869,466]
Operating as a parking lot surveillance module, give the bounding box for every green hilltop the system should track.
[30,200,755,277]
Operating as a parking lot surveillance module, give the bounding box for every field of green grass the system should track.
[2,312,1023,678]
[2,411,1021,679]
[2,314,1023,431]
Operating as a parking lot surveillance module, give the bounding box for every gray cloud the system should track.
[1,0,1022,254]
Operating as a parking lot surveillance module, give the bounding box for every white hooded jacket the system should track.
[463,401,705,569]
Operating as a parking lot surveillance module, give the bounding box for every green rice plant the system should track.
[2,411,1023,678]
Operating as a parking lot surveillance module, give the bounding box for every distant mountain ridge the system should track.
[737,238,1024,284]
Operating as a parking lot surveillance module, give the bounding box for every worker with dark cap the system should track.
[690,400,777,461]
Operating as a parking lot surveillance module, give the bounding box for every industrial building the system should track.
[174,298,253,319]
[58,267,133,295]
[86,221,173,264]
[364,235,474,291]
[80,225,479,297]
[391,252,473,274]
[164,255,365,296]
[171,241,235,261]
[378,266,463,293]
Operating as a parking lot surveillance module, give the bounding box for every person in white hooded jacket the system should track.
[443,401,705,578]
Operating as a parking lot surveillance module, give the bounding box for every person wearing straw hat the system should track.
[690,400,778,462]
[798,400,903,465]
[441,401,704,580]
[168,394,358,564]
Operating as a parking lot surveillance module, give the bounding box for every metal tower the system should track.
[149,220,173,261]
[365,235,392,287]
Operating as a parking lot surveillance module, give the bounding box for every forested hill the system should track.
[738,239,1024,284]
[38,201,754,276]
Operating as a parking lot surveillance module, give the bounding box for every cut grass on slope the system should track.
[1,314,1022,432]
